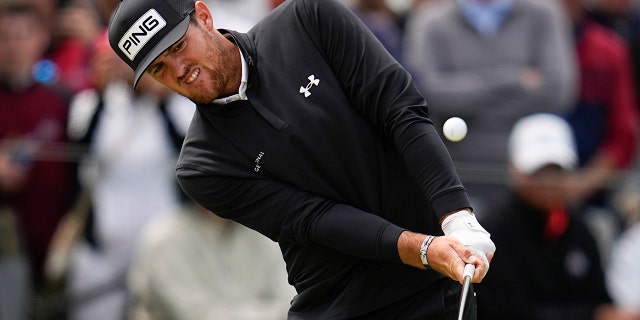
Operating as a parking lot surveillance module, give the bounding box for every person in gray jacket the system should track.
[107,0,496,319]
[403,0,576,216]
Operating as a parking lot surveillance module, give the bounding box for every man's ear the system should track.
[194,1,214,31]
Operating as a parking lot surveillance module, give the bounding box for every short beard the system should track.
[187,26,233,105]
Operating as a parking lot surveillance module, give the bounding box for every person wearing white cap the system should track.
[476,113,612,320]
[106,0,496,318]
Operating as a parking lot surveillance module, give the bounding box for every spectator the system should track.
[589,0,640,105]
[477,113,611,320]
[204,0,270,29]
[64,31,194,320]
[595,171,640,320]
[94,0,122,26]
[23,0,103,93]
[403,0,576,217]
[349,0,406,64]
[557,0,639,263]
[0,1,74,317]
[128,204,296,320]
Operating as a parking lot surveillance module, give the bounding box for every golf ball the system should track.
[443,117,467,142]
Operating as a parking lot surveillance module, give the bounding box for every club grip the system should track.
[463,263,475,280]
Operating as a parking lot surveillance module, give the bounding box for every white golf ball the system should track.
[443,117,467,142]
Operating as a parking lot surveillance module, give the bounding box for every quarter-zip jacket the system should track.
[176,0,471,318]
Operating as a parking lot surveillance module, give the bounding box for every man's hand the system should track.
[520,67,542,91]
[427,235,492,284]
[440,210,496,277]
[397,232,493,284]
[0,151,28,193]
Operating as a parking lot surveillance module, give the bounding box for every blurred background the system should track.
[0,0,639,319]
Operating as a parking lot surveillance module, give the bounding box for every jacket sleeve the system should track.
[177,166,405,263]
[300,0,471,218]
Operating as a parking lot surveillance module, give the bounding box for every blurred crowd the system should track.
[0,0,639,319]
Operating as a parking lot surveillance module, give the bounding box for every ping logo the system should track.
[299,75,320,98]
[118,9,166,61]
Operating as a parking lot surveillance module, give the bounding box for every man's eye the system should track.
[172,41,185,52]
[151,64,163,75]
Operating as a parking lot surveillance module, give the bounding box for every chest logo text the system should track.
[254,151,265,172]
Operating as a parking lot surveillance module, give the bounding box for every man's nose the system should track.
[166,57,185,78]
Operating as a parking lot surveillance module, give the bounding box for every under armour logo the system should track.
[299,75,320,97]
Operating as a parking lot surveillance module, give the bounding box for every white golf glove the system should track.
[441,210,496,273]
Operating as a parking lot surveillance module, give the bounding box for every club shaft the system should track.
[457,263,475,320]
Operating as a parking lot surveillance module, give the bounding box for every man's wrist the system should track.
[440,208,472,225]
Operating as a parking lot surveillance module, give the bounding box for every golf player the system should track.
[108,0,496,318]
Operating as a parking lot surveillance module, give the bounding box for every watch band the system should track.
[420,235,435,269]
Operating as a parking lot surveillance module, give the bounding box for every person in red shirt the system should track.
[559,0,638,207]
[556,0,639,265]
[0,0,73,296]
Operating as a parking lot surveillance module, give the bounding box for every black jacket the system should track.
[176,0,470,318]
[477,194,611,320]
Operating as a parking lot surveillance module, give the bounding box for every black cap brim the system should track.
[132,15,190,88]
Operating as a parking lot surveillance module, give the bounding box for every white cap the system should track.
[508,113,578,174]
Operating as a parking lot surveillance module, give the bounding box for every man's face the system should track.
[512,164,567,211]
[0,12,48,79]
[145,15,236,104]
